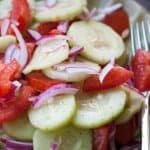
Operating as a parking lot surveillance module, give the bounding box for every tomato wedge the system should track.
[48,29,63,35]
[0,86,34,123]
[115,115,138,145]
[131,49,150,91]
[10,0,31,32]
[83,66,133,92]
[93,124,112,150]
[27,71,65,91]
[102,8,129,36]
[37,22,58,35]
[26,43,35,61]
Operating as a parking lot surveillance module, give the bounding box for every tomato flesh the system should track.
[0,86,34,123]
[102,8,129,36]
[27,71,65,91]
[132,49,150,91]
[83,66,133,92]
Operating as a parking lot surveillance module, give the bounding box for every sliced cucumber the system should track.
[43,62,100,82]
[72,88,126,128]
[0,0,12,19]
[23,39,69,74]
[28,95,76,131]
[68,21,125,64]
[3,114,35,141]
[33,126,92,150]
[116,86,144,124]
[0,35,16,52]
[35,0,87,22]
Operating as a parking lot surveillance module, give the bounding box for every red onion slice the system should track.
[99,58,115,83]
[1,137,33,150]
[45,0,57,8]
[54,62,100,73]
[36,35,71,45]
[1,19,10,36]
[57,21,69,33]
[4,44,17,64]
[50,144,58,150]
[11,24,28,68]
[69,46,84,57]
[28,29,42,41]
[32,84,79,109]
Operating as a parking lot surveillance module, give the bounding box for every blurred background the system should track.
[136,0,150,10]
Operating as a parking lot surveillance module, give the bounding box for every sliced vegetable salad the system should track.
[0,0,148,150]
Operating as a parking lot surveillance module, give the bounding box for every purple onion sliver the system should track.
[69,46,84,57]
[5,139,33,150]
[50,143,58,150]
[1,19,10,36]
[33,84,79,108]
[57,21,69,33]
[28,29,42,41]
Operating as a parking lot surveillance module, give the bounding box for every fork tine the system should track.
[135,23,142,50]
[130,23,136,56]
[141,21,149,51]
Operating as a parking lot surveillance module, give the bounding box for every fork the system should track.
[130,21,150,150]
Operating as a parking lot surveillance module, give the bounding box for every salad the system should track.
[0,0,149,150]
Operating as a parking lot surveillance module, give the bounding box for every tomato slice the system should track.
[48,29,63,35]
[0,80,12,97]
[115,115,138,145]
[27,71,65,91]
[26,43,35,61]
[102,8,129,36]
[83,66,133,92]
[10,0,31,32]
[0,59,20,81]
[37,22,58,35]
[131,49,150,91]
[0,86,34,123]
[93,124,113,150]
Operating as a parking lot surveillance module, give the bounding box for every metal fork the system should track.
[130,21,150,150]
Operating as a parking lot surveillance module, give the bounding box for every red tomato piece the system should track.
[0,86,34,123]
[0,80,12,97]
[93,124,113,150]
[0,59,20,81]
[115,116,138,145]
[27,71,65,91]
[48,29,63,35]
[10,0,31,32]
[83,66,133,92]
[131,49,150,91]
[37,22,58,35]
[26,43,35,61]
[102,8,129,36]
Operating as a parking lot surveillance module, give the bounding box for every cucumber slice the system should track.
[43,62,100,82]
[68,21,125,64]
[72,88,126,128]
[0,35,16,52]
[35,0,87,22]
[28,95,76,131]
[23,39,69,74]
[33,126,92,150]
[3,114,35,141]
[116,86,144,124]
[0,0,12,19]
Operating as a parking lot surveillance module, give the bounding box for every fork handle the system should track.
[141,93,150,150]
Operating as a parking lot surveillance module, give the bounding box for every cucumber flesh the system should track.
[72,88,126,128]
[0,35,16,52]
[33,126,92,150]
[68,21,125,64]
[116,86,144,124]
[3,114,35,141]
[35,0,87,22]
[23,39,69,74]
[28,95,76,131]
